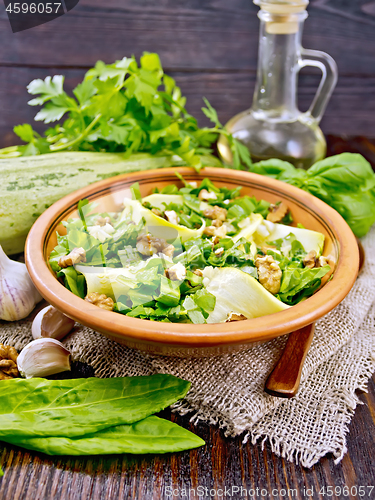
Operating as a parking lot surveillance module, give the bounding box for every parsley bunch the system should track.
[9,52,251,170]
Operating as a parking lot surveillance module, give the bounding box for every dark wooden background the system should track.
[1,1,375,499]
[0,0,375,149]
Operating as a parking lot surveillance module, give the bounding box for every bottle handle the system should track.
[299,48,338,124]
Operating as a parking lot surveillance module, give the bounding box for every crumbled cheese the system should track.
[88,223,115,243]
[164,210,180,225]
[223,221,236,233]
[166,262,186,281]
[255,222,271,238]
[198,189,217,201]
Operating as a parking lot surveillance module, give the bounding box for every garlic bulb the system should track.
[0,245,43,321]
[32,305,75,341]
[17,338,71,379]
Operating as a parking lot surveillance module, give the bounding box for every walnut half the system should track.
[0,344,19,379]
[255,255,282,295]
[85,292,114,311]
[303,250,318,269]
[203,205,227,222]
[136,234,175,258]
[225,312,248,322]
[58,247,86,268]
[266,202,289,223]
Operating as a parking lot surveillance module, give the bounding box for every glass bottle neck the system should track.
[252,12,306,121]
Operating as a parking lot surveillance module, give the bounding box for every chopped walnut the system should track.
[198,189,217,201]
[164,210,180,225]
[136,234,164,256]
[165,263,186,281]
[318,255,332,267]
[162,244,175,259]
[85,292,114,311]
[266,202,289,223]
[318,255,335,288]
[204,225,227,239]
[58,247,86,268]
[302,252,335,288]
[203,226,216,237]
[255,255,282,295]
[0,344,19,379]
[212,219,223,228]
[203,205,227,221]
[303,250,319,269]
[136,234,175,258]
[95,216,112,227]
[151,208,163,217]
[225,312,248,322]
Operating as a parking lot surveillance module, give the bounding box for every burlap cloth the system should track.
[1,227,374,468]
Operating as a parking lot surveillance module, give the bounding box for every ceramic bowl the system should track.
[26,167,359,357]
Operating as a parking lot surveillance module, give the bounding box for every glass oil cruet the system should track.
[218,0,338,169]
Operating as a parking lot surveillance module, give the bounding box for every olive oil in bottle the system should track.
[218,0,337,170]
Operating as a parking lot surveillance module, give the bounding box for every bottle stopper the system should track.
[254,0,309,34]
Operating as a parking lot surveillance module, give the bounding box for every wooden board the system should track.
[1,379,374,499]
[0,0,374,72]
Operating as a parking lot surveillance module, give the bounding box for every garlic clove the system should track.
[32,306,75,341]
[17,338,71,379]
[0,245,43,321]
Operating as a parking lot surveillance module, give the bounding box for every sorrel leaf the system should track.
[0,375,190,439]
[3,416,205,456]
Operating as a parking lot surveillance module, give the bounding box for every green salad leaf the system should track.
[57,266,86,298]
[49,176,333,323]
[0,375,190,439]
[2,416,205,456]
[157,276,181,307]
[277,264,331,305]
[250,153,375,237]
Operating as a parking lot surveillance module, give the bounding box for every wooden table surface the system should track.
[0,136,375,500]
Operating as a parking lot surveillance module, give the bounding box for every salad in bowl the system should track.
[49,175,333,325]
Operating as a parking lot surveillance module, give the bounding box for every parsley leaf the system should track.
[6,53,252,170]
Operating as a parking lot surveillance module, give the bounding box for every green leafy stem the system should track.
[0,53,252,170]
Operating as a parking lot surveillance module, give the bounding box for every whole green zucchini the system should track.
[0,152,180,254]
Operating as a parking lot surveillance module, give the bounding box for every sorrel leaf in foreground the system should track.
[3,416,205,456]
[0,375,190,439]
